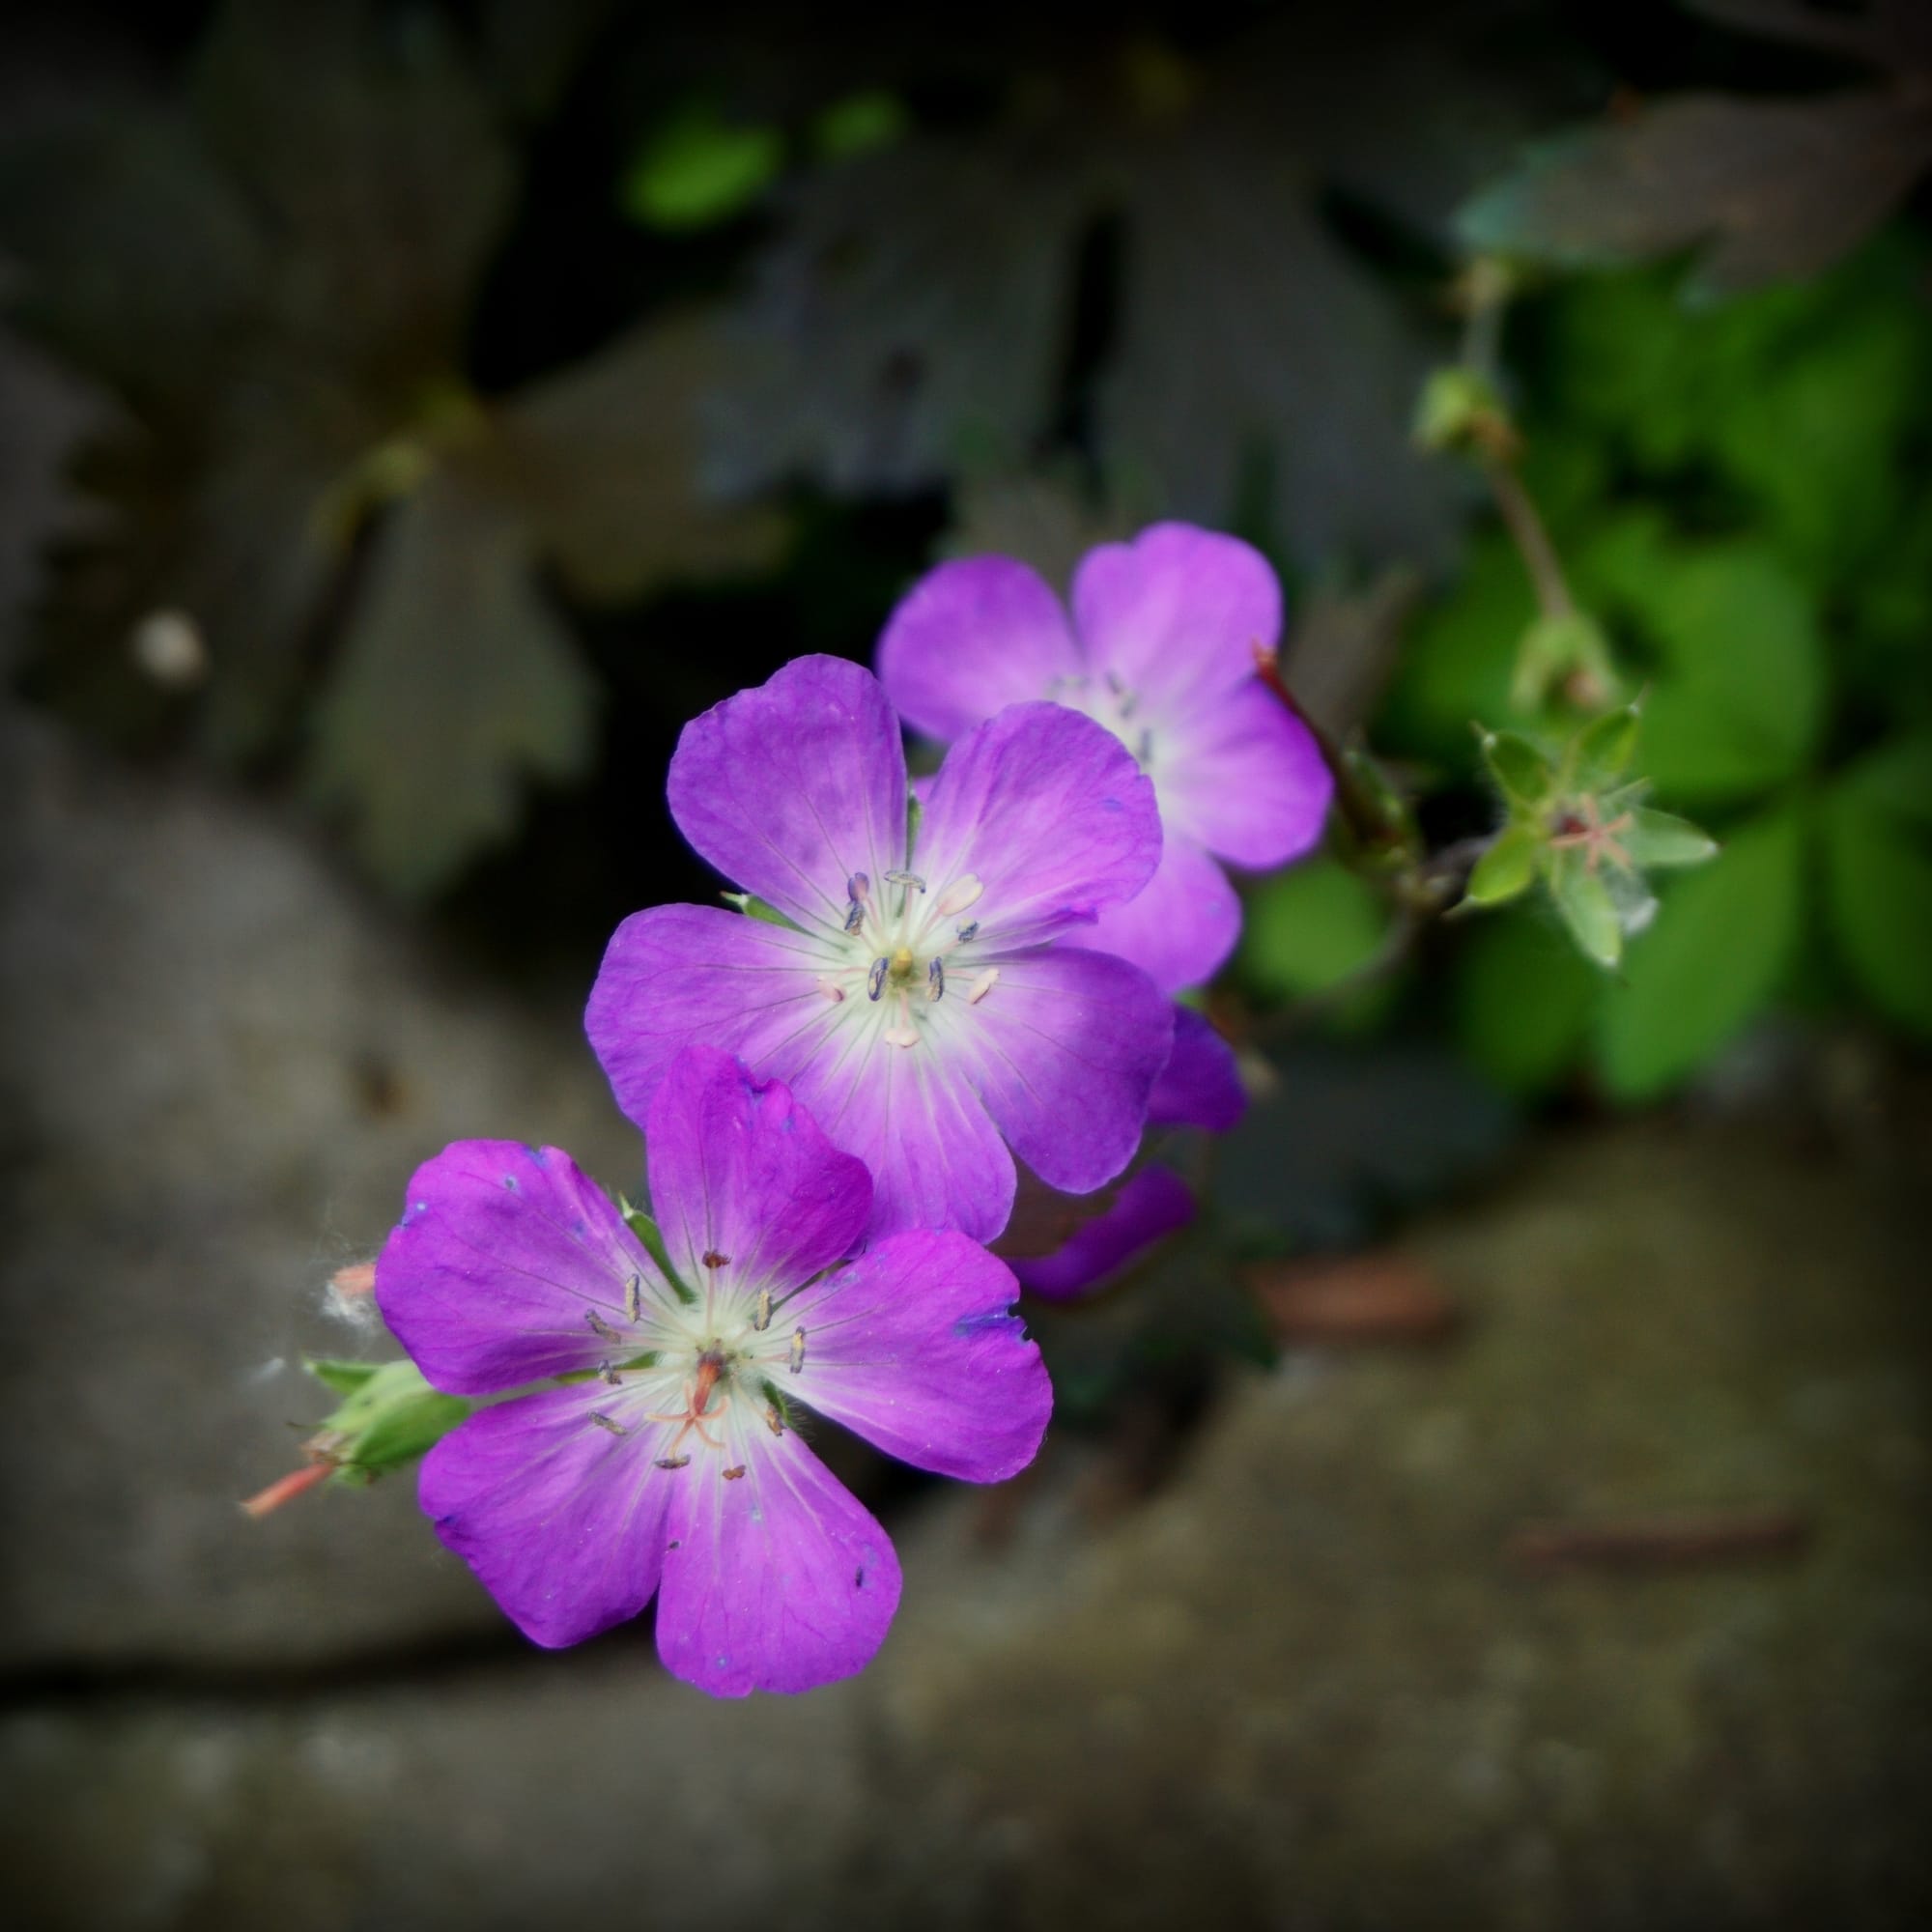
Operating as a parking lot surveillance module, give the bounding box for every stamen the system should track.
[1137,727,1154,765]
[867,957,889,1001]
[966,967,1001,1005]
[926,956,945,1002]
[624,1274,642,1322]
[764,1403,785,1435]
[816,975,846,1002]
[589,1411,628,1435]
[935,873,983,918]
[654,1454,692,1470]
[883,869,926,892]
[585,1309,620,1342]
[723,1465,748,1481]
[789,1327,808,1374]
[702,1250,730,1270]
[753,1289,772,1331]
[847,871,871,903]
[954,920,980,944]
[598,1360,620,1385]
[884,1025,920,1048]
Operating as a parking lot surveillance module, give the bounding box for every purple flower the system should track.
[1009,1008,1246,1302]
[586,654,1175,1243]
[376,1047,1051,1694]
[877,522,1333,991]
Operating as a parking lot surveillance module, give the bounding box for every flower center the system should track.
[1046,669,1157,773]
[818,868,999,1049]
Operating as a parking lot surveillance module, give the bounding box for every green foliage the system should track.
[303,1357,470,1487]
[621,103,783,230]
[1823,735,1932,1038]
[1452,909,1597,1095]
[1237,854,1395,1023]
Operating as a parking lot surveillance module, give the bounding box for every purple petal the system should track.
[1009,1164,1197,1301]
[914,703,1161,950]
[1158,681,1333,868]
[642,1047,871,1291]
[1150,1006,1246,1131]
[666,656,908,935]
[656,1427,900,1696]
[376,1141,666,1395]
[1070,523,1281,712]
[419,1387,673,1648]
[960,945,1174,1196]
[782,1230,1050,1480]
[876,555,1083,740]
[586,903,840,1133]
[788,1026,1018,1243]
[1083,831,1241,992]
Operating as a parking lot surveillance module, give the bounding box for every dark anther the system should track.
[927,957,946,1002]
[702,1250,730,1269]
[867,956,889,1001]
[955,921,980,943]
[654,1454,692,1470]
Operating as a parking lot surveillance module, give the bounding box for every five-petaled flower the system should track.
[586,654,1176,1243]
[877,522,1333,991]
[376,1046,1051,1695]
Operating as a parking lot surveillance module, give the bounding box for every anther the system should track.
[589,1411,628,1435]
[842,900,865,934]
[753,1288,772,1331]
[935,873,983,918]
[883,869,926,892]
[702,1250,730,1269]
[654,1454,692,1470]
[816,975,846,1002]
[624,1274,642,1322]
[585,1310,620,1342]
[966,967,1000,1005]
[884,1025,919,1048]
[764,1403,785,1435]
[789,1327,808,1375]
[723,1464,747,1481]
[599,1360,620,1385]
[926,957,945,1002]
[848,871,871,902]
[867,956,889,1001]
[954,920,980,943]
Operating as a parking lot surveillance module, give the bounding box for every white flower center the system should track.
[1045,670,1159,777]
[815,867,997,1049]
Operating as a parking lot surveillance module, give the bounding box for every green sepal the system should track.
[1510,611,1617,714]
[720,892,799,929]
[1622,807,1719,870]
[304,1358,471,1486]
[905,788,924,857]
[1549,849,1623,969]
[618,1194,697,1306]
[305,1357,383,1400]
[1462,821,1542,909]
[1479,728,1557,809]
[1413,366,1512,454]
[1565,702,1643,793]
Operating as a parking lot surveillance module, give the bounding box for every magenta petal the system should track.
[643,1048,871,1290]
[419,1388,672,1648]
[1084,831,1241,992]
[1158,681,1333,868]
[1151,1007,1246,1131]
[666,656,909,935]
[376,1141,664,1395]
[963,946,1174,1196]
[1010,1165,1197,1301]
[586,902,840,1133]
[655,1429,901,1696]
[915,703,1161,949]
[1071,523,1281,711]
[783,1231,1050,1481]
[789,1028,1017,1242]
[876,555,1083,740]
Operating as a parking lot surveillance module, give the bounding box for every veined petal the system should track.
[876,555,1082,740]
[419,1388,673,1649]
[914,703,1160,949]
[656,1423,900,1697]
[1083,832,1241,993]
[376,1141,668,1395]
[1071,523,1281,711]
[782,1231,1050,1481]
[1158,680,1332,868]
[960,946,1173,1196]
[643,1047,871,1293]
[789,1022,1017,1242]
[586,903,840,1133]
[1150,1006,1246,1131]
[667,655,909,935]
[1009,1165,1196,1301]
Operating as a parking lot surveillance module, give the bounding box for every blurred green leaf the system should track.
[1237,854,1394,1015]
[1597,802,1804,1098]
[1463,822,1541,908]
[1548,847,1623,969]
[1565,702,1642,794]
[1452,907,1597,1094]
[621,104,783,231]
[1823,734,1932,1037]
[811,91,910,161]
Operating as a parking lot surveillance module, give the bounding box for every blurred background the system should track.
[1,1,1928,1925]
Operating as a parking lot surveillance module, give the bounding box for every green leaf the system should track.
[1622,807,1719,870]
[1597,802,1804,1098]
[1823,740,1932,1037]
[1452,908,1598,1094]
[618,1198,696,1307]
[811,92,910,162]
[1463,822,1541,908]
[1566,703,1642,794]
[1480,729,1557,808]
[1548,848,1623,969]
[1236,855,1395,1017]
[620,104,782,231]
